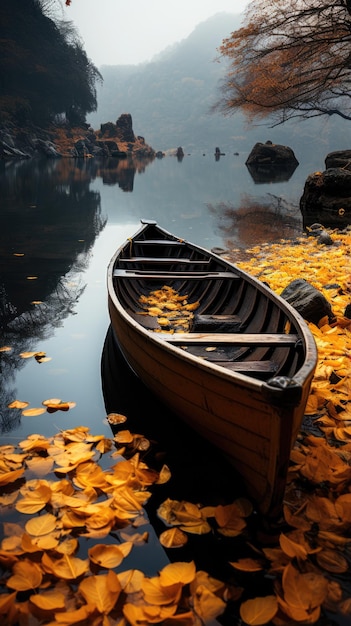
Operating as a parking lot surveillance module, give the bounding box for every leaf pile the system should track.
[1,228,351,624]
[139,285,199,332]
[0,426,232,624]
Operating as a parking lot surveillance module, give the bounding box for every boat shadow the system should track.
[101,324,248,576]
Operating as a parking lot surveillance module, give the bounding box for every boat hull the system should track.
[107,221,317,518]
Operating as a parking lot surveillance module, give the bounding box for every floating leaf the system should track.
[106,412,127,425]
[0,468,24,486]
[0,346,12,352]
[159,528,188,548]
[6,559,43,591]
[159,560,196,586]
[240,596,278,625]
[79,571,121,613]
[41,553,89,580]
[30,590,66,611]
[25,513,57,537]
[88,542,133,569]
[7,400,29,409]
[22,407,46,417]
[229,558,264,572]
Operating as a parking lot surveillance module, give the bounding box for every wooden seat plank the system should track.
[120,257,211,265]
[214,360,278,373]
[158,332,299,346]
[134,239,186,246]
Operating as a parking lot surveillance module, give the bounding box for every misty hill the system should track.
[88,12,351,157]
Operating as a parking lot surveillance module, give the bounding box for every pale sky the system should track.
[64,0,250,67]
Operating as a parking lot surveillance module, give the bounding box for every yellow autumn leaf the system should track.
[54,605,93,624]
[7,400,29,409]
[0,468,24,486]
[54,537,79,556]
[159,560,196,586]
[25,456,54,476]
[230,558,264,572]
[88,542,133,569]
[0,591,17,614]
[159,528,188,548]
[6,559,43,591]
[193,584,226,622]
[22,407,46,417]
[79,571,121,613]
[156,464,171,484]
[141,576,182,606]
[16,483,51,514]
[113,429,134,444]
[25,512,57,537]
[123,602,178,624]
[0,346,12,352]
[240,596,278,625]
[42,398,62,406]
[30,590,66,611]
[117,569,145,594]
[41,553,89,580]
[106,412,127,426]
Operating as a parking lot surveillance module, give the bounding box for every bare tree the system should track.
[216,0,351,125]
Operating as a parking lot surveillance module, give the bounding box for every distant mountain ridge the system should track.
[88,12,350,157]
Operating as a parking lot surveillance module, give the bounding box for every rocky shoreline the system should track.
[0,113,155,161]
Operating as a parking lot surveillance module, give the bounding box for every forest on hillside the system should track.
[0,0,101,126]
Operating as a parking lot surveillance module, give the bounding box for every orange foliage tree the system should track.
[216,0,351,125]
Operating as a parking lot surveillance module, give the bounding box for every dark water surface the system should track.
[0,153,348,623]
[1,152,319,443]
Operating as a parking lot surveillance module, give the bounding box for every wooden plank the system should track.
[134,239,186,246]
[119,257,211,265]
[113,269,240,279]
[214,360,278,373]
[159,332,299,346]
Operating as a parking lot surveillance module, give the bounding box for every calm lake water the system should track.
[0,151,324,443]
[1,152,349,623]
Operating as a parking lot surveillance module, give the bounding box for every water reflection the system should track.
[208,193,302,251]
[101,326,245,583]
[246,161,298,184]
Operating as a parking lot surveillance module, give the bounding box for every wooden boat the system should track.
[107,219,317,518]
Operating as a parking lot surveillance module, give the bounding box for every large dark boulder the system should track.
[325,150,351,171]
[280,279,334,325]
[300,168,351,227]
[246,141,299,167]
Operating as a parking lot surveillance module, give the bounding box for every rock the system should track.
[280,278,334,325]
[34,138,62,158]
[100,122,117,137]
[306,223,333,245]
[0,113,155,160]
[176,147,184,158]
[246,141,299,167]
[325,150,351,171]
[116,113,135,143]
[300,168,351,227]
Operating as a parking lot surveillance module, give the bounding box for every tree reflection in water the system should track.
[0,159,105,433]
[208,193,303,254]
